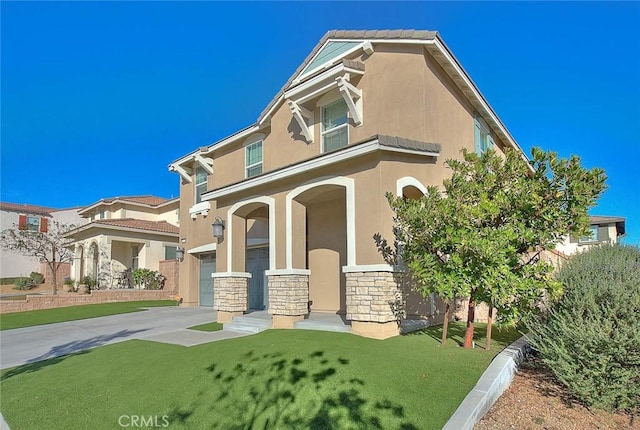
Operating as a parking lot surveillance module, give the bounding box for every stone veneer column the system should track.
[267,274,309,328]
[213,276,249,323]
[345,271,402,339]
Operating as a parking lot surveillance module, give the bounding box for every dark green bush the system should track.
[527,243,640,414]
[132,268,165,290]
[29,271,44,284]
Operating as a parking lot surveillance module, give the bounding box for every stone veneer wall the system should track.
[213,277,248,313]
[0,289,177,314]
[345,271,401,323]
[268,274,309,316]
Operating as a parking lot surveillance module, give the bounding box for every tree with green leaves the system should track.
[0,221,76,295]
[388,147,606,348]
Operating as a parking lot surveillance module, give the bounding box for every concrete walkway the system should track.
[0,307,249,370]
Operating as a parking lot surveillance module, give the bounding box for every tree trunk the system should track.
[441,301,450,345]
[51,244,57,295]
[463,294,476,349]
[486,305,493,350]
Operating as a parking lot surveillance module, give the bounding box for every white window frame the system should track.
[194,166,207,204]
[26,216,40,232]
[321,98,349,153]
[245,140,263,178]
[475,116,494,155]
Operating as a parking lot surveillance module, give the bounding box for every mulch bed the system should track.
[475,356,638,430]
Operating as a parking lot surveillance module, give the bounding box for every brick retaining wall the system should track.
[0,289,177,314]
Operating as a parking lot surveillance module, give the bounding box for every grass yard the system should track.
[0,300,176,331]
[187,322,223,332]
[0,322,520,429]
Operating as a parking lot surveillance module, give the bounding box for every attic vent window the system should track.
[299,41,362,79]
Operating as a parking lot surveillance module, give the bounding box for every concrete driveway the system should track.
[0,306,247,370]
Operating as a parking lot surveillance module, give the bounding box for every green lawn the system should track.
[0,300,176,330]
[0,323,520,429]
[187,322,223,332]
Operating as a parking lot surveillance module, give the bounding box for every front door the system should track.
[199,254,215,307]
[246,247,269,310]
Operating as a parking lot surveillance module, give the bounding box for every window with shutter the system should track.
[40,217,48,233]
[18,214,27,230]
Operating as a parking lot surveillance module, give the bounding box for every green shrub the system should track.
[132,268,165,290]
[29,271,44,284]
[81,276,98,290]
[527,243,640,414]
[14,277,35,290]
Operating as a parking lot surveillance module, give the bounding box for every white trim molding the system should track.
[189,201,211,219]
[286,176,355,269]
[396,177,428,197]
[265,268,311,276]
[336,76,363,126]
[211,272,252,278]
[342,264,403,273]
[187,242,217,254]
[226,196,276,273]
[203,137,439,201]
[288,100,314,142]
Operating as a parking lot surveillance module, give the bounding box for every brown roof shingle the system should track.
[0,202,57,216]
[98,196,171,206]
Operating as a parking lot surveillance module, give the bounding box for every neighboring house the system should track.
[168,29,532,339]
[65,196,180,290]
[0,202,86,280]
[556,215,626,256]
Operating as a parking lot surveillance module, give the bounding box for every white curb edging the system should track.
[443,336,530,430]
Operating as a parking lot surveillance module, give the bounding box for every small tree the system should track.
[0,221,76,295]
[388,148,606,348]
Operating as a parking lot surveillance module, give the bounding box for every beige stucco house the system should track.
[169,29,532,338]
[65,196,180,290]
[556,215,626,256]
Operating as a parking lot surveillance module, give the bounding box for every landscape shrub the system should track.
[81,276,98,290]
[29,271,44,284]
[527,243,640,414]
[132,268,165,290]
[14,277,35,290]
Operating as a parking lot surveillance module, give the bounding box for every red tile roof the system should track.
[0,202,57,216]
[98,195,171,206]
[92,218,179,234]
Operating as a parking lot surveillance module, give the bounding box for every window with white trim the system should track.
[245,141,263,178]
[322,99,349,153]
[474,116,494,155]
[194,166,207,204]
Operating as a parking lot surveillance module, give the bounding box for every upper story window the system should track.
[99,210,106,220]
[474,116,494,155]
[245,141,263,178]
[194,166,207,204]
[579,225,599,243]
[18,215,48,232]
[322,99,349,153]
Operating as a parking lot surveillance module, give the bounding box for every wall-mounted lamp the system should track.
[175,246,185,262]
[180,238,187,244]
[212,217,225,239]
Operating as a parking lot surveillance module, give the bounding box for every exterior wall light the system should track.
[212,217,225,239]
[175,246,185,262]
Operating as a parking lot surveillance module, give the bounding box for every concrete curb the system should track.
[443,336,530,430]
[1,412,10,430]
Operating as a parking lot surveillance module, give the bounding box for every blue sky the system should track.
[2,2,639,244]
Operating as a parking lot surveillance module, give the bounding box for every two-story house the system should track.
[169,29,531,339]
[65,195,180,290]
[0,202,86,280]
[556,215,626,256]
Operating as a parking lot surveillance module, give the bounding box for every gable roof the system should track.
[78,195,178,215]
[65,218,179,238]
[0,202,57,216]
[170,29,527,168]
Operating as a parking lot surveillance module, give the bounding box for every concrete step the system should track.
[224,313,272,334]
[294,313,351,333]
